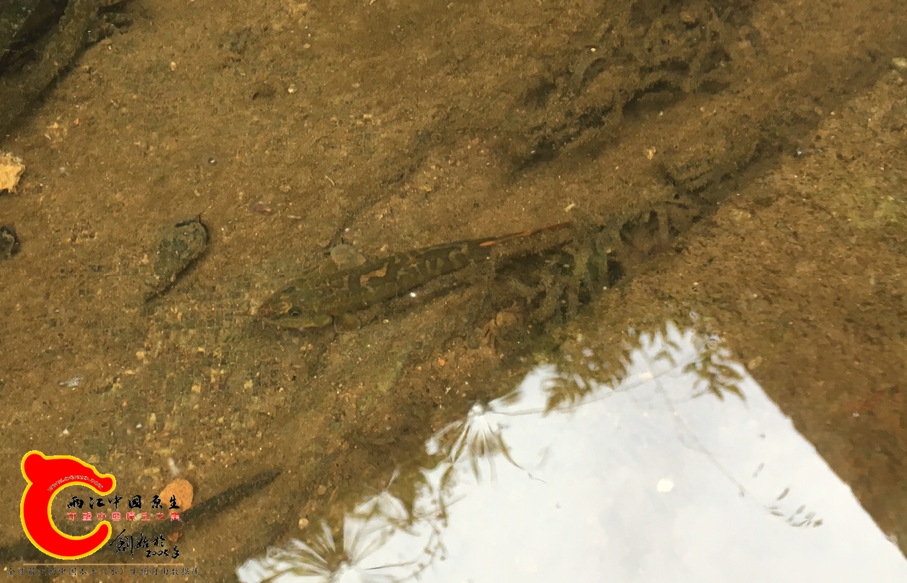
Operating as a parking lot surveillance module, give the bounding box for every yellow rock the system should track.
[0,153,25,194]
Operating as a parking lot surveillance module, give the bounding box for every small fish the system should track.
[258,222,572,329]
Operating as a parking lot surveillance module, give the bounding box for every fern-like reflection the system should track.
[239,324,905,583]
[243,484,444,583]
[428,400,524,485]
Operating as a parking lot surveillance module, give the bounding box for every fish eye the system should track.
[288,307,302,317]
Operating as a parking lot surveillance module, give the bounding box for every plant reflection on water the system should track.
[236,325,755,583]
[242,472,445,583]
[428,400,525,484]
[239,396,532,583]
[238,324,905,583]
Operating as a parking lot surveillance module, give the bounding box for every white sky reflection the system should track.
[238,324,906,583]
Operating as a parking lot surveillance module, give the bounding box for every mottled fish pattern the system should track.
[257,223,572,329]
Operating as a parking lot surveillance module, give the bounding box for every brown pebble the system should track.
[0,225,20,259]
[144,218,209,300]
[159,478,194,512]
[159,478,193,543]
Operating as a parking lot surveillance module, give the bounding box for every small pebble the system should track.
[330,244,366,268]
[0,225,20,259]
[145,218,209,300]
[159,478,194,512]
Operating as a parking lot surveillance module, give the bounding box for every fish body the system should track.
[257,223,571,329]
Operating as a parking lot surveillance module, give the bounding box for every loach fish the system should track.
[257,222,572,329]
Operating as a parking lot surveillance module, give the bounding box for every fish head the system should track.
[256,286,333,329]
